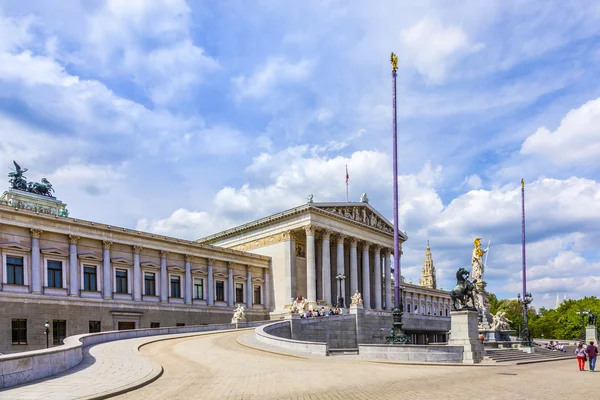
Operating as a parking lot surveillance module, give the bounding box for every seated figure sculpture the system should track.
[351,290,363,305]
[232,304,245,320]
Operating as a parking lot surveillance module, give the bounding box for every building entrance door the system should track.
[117,321,136,330]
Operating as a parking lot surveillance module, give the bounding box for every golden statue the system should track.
[471,237,489,283]
[390,52,398,71]
[521,178,524,188]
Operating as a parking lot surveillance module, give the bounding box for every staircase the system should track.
[485,347,573,364]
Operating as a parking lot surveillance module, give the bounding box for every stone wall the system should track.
[292,315,357,349]
[0,295,268,354]
[263,320,291,339]
[359,344,463,363]
[255,321,328,356]
[358,310,393,344]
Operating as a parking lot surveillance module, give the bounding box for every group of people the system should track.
[575,341,598,372]
[300,307,343,318]
[545,341,566,352]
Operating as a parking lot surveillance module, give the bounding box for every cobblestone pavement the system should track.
[121,331,599,400]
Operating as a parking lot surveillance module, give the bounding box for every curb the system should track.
[236,333,310,360]
[80,327,256,399]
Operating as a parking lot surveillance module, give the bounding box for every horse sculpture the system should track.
[450,267,476,311]
[27,178,55,197]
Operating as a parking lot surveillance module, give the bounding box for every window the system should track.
[83,266,97,291]
[116,269,128,294]
[253,285,261,305]
[144,272,156,296]
[176,323,185,327]
[170,276,181,298]
[53,320,66,345]
[215,281,225,301]
[150,322,160,328]
[47,261,63,288]
[89,321,101,333]
[445,309,448,317]
[7,256,24,285]
[118,321,135,330]
[235,283,244,303]
[194,278,203,299]
[11,319,27,345]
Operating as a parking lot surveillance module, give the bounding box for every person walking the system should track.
[576,343,587,371]
[586,341,598,372]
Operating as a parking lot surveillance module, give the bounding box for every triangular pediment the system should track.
[111,257,133,266]
[191,268,207,276]
[311,202,399,236]
[0,242,31,252]
[141,261,160,270]
[78,252,103,262]
[167,264,184,272]
[40,248,68,257]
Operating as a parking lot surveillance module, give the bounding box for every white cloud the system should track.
[232,57,314,100]
[401,16,484,83]
[521,97,600,165]
[463,174,483,189]
[0,9,32,52]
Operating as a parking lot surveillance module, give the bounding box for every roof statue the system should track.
[8,160,55,197]
[360,192,369,203]
[307,194,314,204]
[390,52,398,71]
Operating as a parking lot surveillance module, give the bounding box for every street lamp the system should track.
[44,320,50,349]
[517,292,533,346]
[335,274,345,308]
[576,310,590,341]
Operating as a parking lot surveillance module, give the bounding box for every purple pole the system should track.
[392,65,400,309]
[521,179,526,298]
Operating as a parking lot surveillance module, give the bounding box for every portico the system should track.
[197,199,407,312]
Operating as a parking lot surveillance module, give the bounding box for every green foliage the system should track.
[493,296,600,340]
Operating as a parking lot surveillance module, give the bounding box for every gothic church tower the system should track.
[419,241,437,289]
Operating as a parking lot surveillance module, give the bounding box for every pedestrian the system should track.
[576,342,587,371]
[586,341,598,372]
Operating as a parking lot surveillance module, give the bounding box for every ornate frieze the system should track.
[318,205,393,234]
[232,230,295,251]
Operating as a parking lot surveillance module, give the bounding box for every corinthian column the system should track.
[304,225,316,304]
[68,235,80,296]
[321,230,332,305]
[133,246,142,301]
[384,249,392,310]
[160,250,168,303]
[102,241,112,299]
[246,265,253,308]
[227,263,234,306]
[207,258,215,305]
[185,254,193,304]
[373,245,382,309]
[30,229,42,294]
[361,241,371,309]
[336,234,346,304]
[350,237,358,295]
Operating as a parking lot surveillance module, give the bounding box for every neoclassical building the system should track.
[0,172,452,353]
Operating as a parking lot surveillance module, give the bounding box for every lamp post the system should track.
[517,292,533,346]
[388,52,410,345]
[44,320,50,349]
[335,274,345,308]
[576,310,590,341]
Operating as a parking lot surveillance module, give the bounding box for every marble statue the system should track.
[471,238,489,283]
[287,299,299,314]
[490,311,511,331]
[360,192,369,203]
[232,304,245,320]
[307,194,313,203]
[351,290,363,305]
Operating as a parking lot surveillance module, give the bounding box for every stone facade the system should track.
[0,196,270,354]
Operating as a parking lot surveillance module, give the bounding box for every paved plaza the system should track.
[2,329,598,400]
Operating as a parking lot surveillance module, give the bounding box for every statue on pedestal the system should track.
[351,290,363,305]
[588,312,597,326]
[471,238,489,284]
[490,311,512,331]
[286,299,299,314]
[232,304,245,320]
[450,267,476,310]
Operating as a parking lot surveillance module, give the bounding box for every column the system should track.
[350,238,358,295]
[133,246,142,301]
[373,246,382,309]
[68,235,79,296]
[184,254,192,304]
[321,230,332,305]
[264,267,270,310]
[227,263,234,306]
[160,250,168,303]
[207,258,215,305]
[102,241,112,299]
[304,225,316,304]
[361,242,371,309]
[384,250,392,310]
[30,229,42,294]
[316,239,322,302]
[246,265,253,308]
[336,234,346,304]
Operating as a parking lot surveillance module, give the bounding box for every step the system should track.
[328,348,359,355]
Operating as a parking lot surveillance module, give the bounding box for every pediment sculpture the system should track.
[320,205,393,233]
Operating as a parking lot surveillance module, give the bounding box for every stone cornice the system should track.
[0,204,270,268]
[232,230,295,252]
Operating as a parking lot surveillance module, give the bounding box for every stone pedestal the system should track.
[349,304,366,344]
[448,310,483,364]
[586,325,598,344]
[231,317,246,328]
[1,189,69,216]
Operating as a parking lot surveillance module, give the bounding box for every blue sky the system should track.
[1,0,599,309]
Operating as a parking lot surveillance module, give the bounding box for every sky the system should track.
[1,0,599,310]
